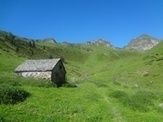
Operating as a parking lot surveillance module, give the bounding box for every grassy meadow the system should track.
[0,34,163,122]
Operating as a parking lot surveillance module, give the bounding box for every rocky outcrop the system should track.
[85,38,113,48]
[42,38,57,43]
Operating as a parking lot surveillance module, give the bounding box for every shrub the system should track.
[0,85,30,104]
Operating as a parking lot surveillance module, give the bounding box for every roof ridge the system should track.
[25,58,61,61]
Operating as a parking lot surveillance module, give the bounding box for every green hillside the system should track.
[0,31,163,121]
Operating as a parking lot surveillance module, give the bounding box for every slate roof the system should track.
[14,59,61,72]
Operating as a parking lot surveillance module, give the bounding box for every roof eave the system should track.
[14,69,52,73]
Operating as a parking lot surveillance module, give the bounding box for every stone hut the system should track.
[14,58,66,87]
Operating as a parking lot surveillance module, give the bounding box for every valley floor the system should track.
[0,40,163,121]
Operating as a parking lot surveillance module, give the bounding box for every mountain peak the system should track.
[137,34,158,40]
[42,38,57,43]
[85,38,113,48]
[125,34,159,51]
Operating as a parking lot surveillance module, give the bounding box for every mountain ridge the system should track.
[85,38,114,48]
[0,30,161,51]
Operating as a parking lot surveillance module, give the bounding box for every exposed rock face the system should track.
[159,103,163,108]
[85,38,113,48]
[43,38,57,43]
[125,34,159,51]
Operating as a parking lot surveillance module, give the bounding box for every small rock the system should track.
[142,71,149,76]
[159,103,163,108]
[134,84,139,88]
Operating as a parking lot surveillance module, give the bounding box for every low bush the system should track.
[0,85,30,104]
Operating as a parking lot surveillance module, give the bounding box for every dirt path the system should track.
[103,95,124,122]
[97,88,125,122]
[77,65,125,121]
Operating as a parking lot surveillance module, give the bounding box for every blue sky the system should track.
[1,0,163,47]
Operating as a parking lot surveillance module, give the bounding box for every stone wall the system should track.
[17,71,52,80]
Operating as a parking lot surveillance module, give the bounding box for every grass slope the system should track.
[0,32,163,121]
